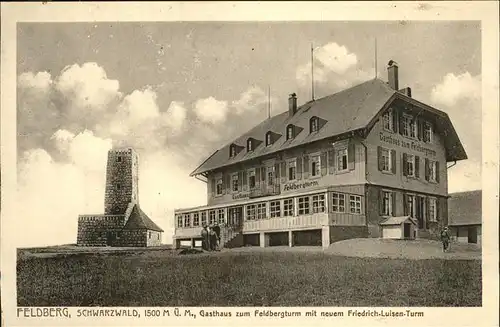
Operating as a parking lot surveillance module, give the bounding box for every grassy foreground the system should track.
[17,249,481,307]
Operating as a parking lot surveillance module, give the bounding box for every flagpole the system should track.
[375,37,378,79]
[311,43,315,101]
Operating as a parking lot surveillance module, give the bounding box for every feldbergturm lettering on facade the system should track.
[173,60,467,249]
[77,147,164,247]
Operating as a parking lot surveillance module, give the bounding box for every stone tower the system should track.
[104,147,139,215]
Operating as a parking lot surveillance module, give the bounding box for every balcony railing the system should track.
[249,184,281,199]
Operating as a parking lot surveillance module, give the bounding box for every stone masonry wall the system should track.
[77,215,125,246]
[104,148,139,215]
[114,230,162,247]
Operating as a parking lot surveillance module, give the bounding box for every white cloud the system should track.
[55,62,122,110]
[314,42,358,74]
[194,96,229,123]
[232,86,269,114]
[162,101,187,132]
[431,72,481,107]
[118,88,160,122]
[18,71,53,92]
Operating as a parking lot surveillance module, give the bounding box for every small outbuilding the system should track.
[379,216,418,240]
[448,190,482,245]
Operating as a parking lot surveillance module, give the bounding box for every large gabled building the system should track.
[173,61,467,249]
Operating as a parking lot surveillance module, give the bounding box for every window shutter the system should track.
[255,168,261,186]
[391,192,396,216]
[242,170,248,191]
[402,153,408,176]
[238,171,243,191]
[280,162,286,183]
[391,150,397,174]
[399,113,404,135]
[261,167,266,182]
[425,197,430,227]
[415,156,420,178]
[436,197,441,222]
[321,152,328,176]
[435,161,440,183]
[303,155,310,179]
[377,146,383,171]
[403,193,408,215]
[274,163,280,184]
[210,177,215,195]
[424,158,430,181]
[379,190,384,215]
[348,142,355,170]
[417,119,423,140]
[328,150,335,174]
[392,110,398,133]
[225,173,231,193]
[296,157,303,180]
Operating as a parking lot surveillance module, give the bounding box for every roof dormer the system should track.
[246,137,262,152]
[265,131,281,146]
[286,124,303,141]
[229,143,244,158]
[309,116,327,134]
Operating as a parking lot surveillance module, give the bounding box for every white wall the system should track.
[382,225,402,239]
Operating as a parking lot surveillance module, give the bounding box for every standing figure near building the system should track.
[208,227,217,251]
[440,226,451,252]
[212,223,221,250]
[201,224,209,251]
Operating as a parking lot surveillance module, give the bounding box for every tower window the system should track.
[116,183,121,190]
[116,156,122,162]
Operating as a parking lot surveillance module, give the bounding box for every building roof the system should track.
[190,78,467,176]
[448,190,482,226]
[123,204,164,232]
[379,216,417,226]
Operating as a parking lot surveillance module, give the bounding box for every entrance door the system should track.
[415,196,424,229]
[106,231,115,246]
[468,226,477,243]
[403,223,411,239]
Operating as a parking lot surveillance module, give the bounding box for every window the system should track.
[312,194,325,213]
[337,148,348,171]
[248,169,256,189]
[310,155,321,177]
[230,146,237,157]
[229,207,242,226]
[266,133,272,146]
[209,210,216,224]
[267,166,275,186]
[406,194,415,217]
[201,212,207,226]
[287,125,294,140]
[298,196,310,215]
[381,148,391,172]
[349,195,362,214]
[283,198,294,216]
[288,160,296,181]
[310,117,319,133]
[332,193,346,212]
[428,198,437,222]
[183,214,191,227]
[116,231,121,239]
[116,183,121,190]
[247,139,253,152]
[216,178,223,195]
[429,160,437,182]
[217,209,225,224]
[406,154,415,177]
[423,122,433,143]
[246,204,256,220]
[402,114,417,138]
[232,173,239,192]
[116,156,122,162]
[149,231,151,239]
[176,214,183,228]
[193,212,200,226]
[270,201,281,218]
[256,203,266,219]
[382,191,393,216]
[383,109,393,131]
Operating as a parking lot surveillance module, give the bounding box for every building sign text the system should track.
[379,132,436,157]
[283,180,320,192]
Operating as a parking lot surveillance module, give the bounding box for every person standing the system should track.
[213,222,221,251]
[440,226,451,252]
[208,227,217,251]
[200,224,209,251]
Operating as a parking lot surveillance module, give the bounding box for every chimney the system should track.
[288,93,297,117]
[387,60,399,90]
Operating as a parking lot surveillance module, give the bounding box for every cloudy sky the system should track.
[16,21,481,247]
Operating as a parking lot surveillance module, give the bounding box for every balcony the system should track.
[249,184,281,199]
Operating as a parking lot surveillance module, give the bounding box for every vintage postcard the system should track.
[1,2,499,327]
